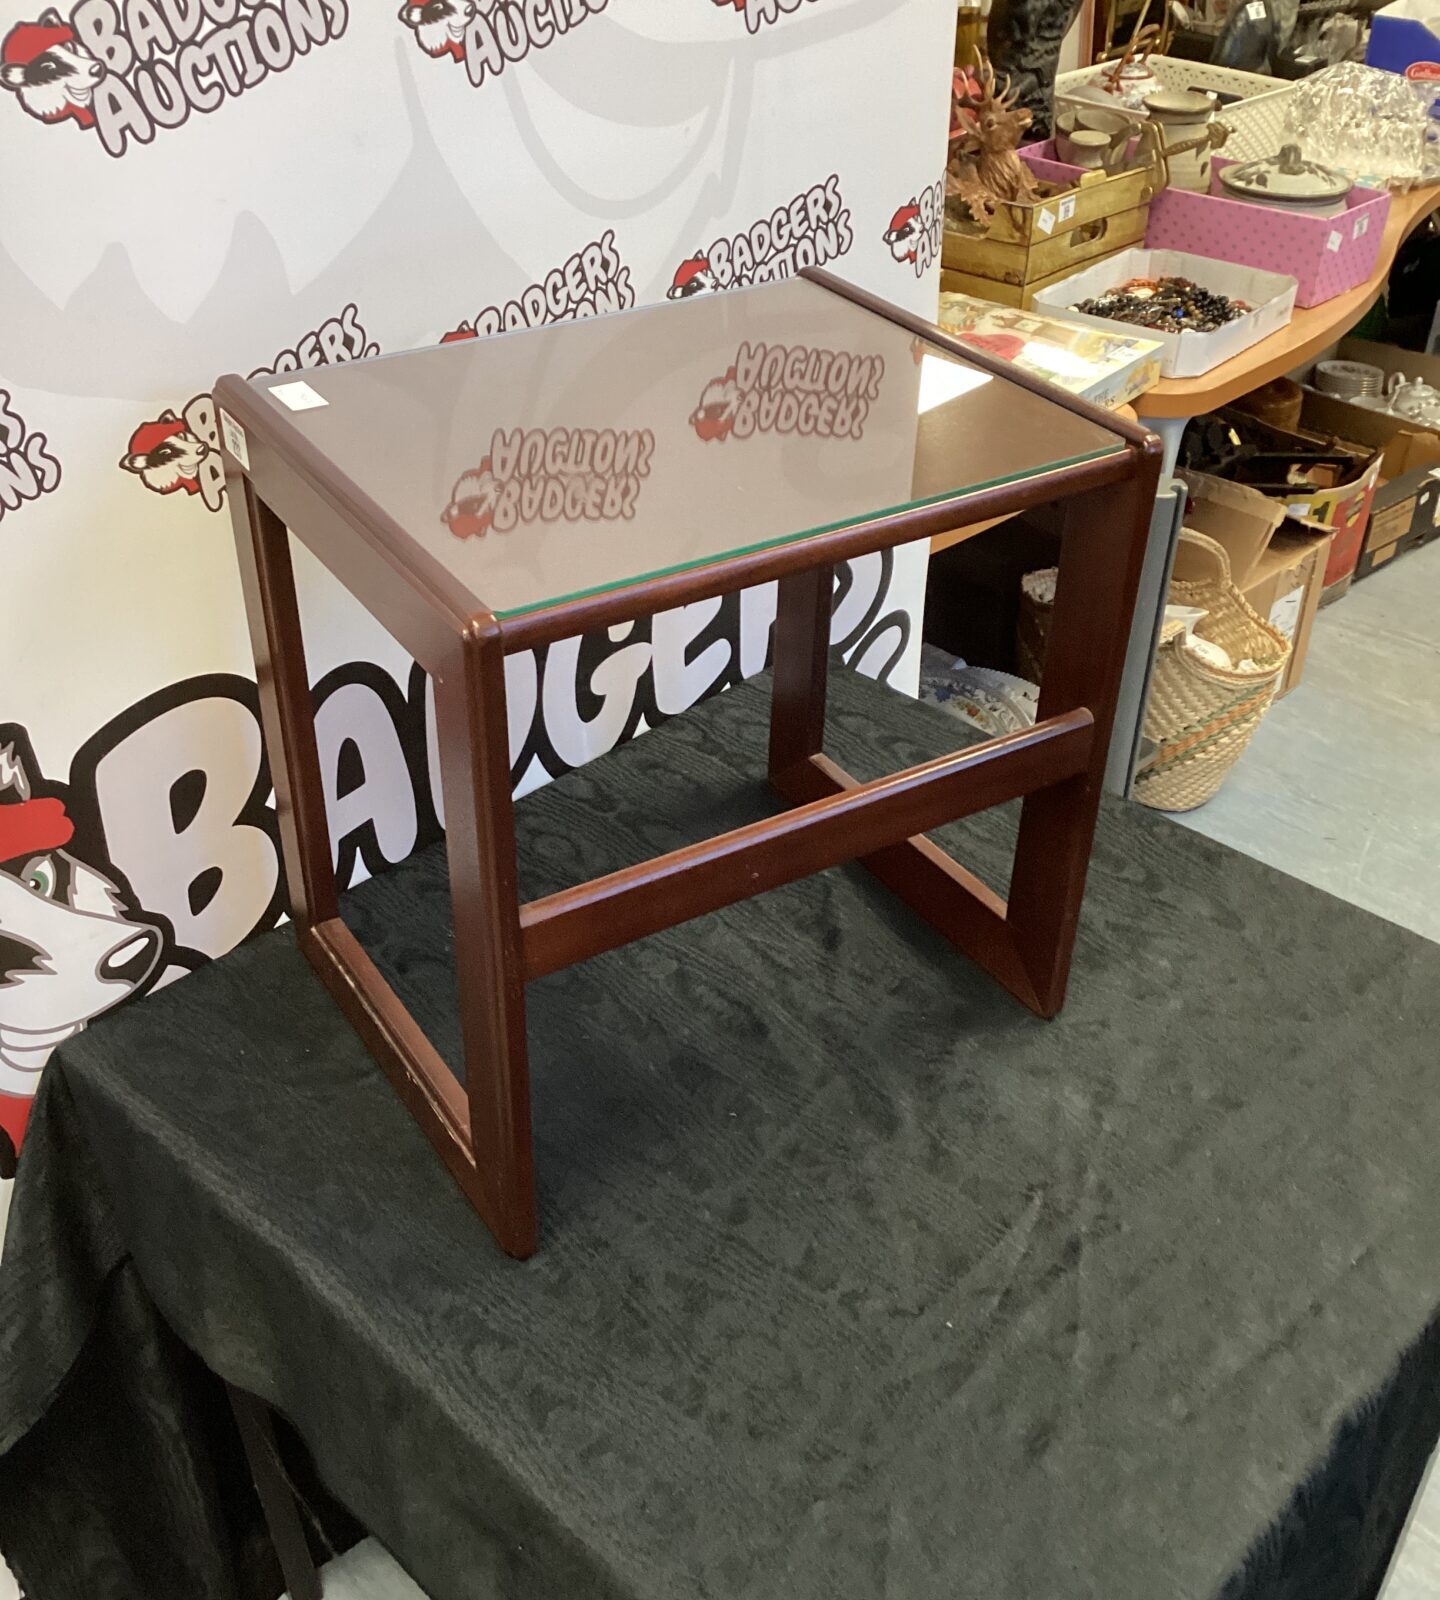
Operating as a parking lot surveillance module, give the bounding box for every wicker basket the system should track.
[1134,530,1290,813]
[1055,56,1294,163]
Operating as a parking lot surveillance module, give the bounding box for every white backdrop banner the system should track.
[0,0,953,1186]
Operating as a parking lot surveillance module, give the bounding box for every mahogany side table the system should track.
[217,269,1160,1257]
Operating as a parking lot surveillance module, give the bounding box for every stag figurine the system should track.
[947,59,1040,230]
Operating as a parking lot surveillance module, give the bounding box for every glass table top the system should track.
[245,277,1124,620]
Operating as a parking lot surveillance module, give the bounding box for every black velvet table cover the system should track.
[4,668,1440,1600]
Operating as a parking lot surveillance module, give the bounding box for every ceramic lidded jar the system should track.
[1215,143,1352,218]
[1143,87,1217,192]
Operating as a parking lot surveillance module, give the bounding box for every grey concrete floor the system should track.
[287,1540,428,1599]
[1384,1450,1440,1600]
[1172,537,1440,947]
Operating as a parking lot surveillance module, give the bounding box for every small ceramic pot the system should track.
[1216,143,1351,218]
[1063,129,1113,169]
[1054,106,1130,168]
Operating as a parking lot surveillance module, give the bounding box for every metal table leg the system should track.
[1104,477,1189,798]
[1151,414,1188,480]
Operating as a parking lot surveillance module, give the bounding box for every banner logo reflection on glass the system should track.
[690,343,884,443]
[442,426,656,539]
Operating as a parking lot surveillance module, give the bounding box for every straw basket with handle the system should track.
[1134,530,1290,813]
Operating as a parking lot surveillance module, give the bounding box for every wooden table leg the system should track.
[759,459,1157,1021]
[434,623,537,1259]
[226,1384,323,1600]
[228,479,337,932]
[231,473,531,1255]
[1005,461,1161,1017]
[769,565,833,789]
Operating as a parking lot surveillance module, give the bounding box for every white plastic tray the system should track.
[1030,247,1299,378]
[1055,56,1295,162]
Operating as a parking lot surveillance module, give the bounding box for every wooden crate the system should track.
[941,154,1159,309]
[941,204,1149,307]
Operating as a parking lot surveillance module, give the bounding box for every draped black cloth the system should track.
[4,668,1440,1600]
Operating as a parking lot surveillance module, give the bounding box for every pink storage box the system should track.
[1147,162,1390,308]
[1018,144,1390,308]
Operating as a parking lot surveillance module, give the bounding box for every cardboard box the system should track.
[1357,533,1415,578]
[1300,342,1440,583]
[1356,507,1440,578]
[1357,466,1440,578]
[1420,473,1440,540]
[1366,466,1440,547]
[1174,468,1287,587]
[935,293,1163,408]
[1379,430,1440,478]
[1309,452,1383,587]
[1145,169,1390,309]
[1241,528,1334,697]
[1301,389,1440,474]
[1302,339,1440,473]
[1364,471,1427,553]
[1210,408,1385,585]
[1274,450,1383,530]
[1031,248,1298,378]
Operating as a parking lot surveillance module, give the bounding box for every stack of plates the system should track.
[1314,359,1385,400]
